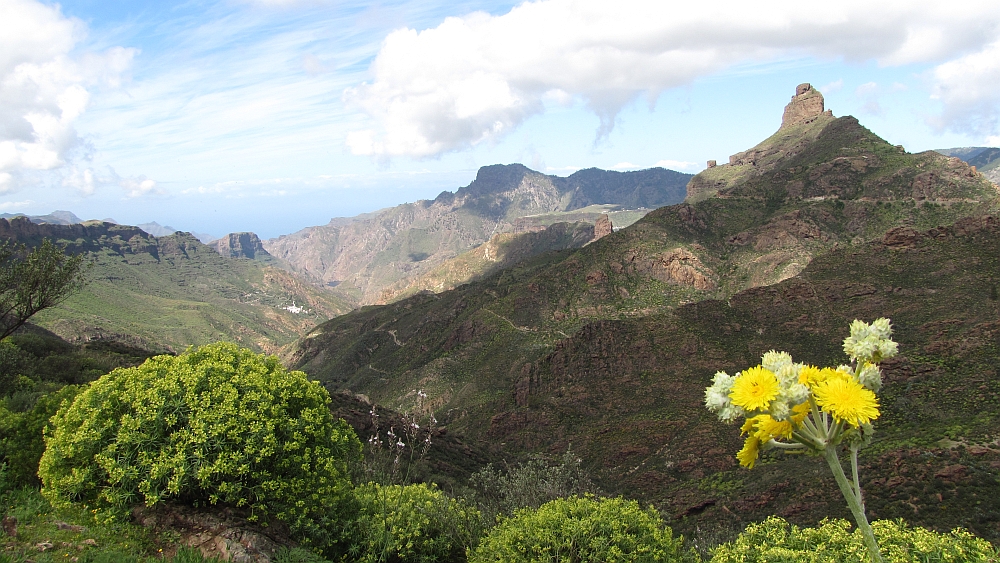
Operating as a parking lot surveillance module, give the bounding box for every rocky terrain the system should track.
[285,85,1000,542]
[938,146,1000,185]
[1,218,352,354]
[212,232,276,262]
[262,166,691,306]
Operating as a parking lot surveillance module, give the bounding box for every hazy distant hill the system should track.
[2,218,352,354]
[0,210,88,225]
[134,221,216,244]
[263,165,692,306]
[287,85,1000,541]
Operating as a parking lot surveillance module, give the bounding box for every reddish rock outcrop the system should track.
[593,214,613,241]
[651,248,716,290]
[781,83,826,128]
[213,232,271,260]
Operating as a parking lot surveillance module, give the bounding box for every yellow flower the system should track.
[813,377,880,427]
[737,435,761,469]
[798,366,847,388]
[729,366,780,411]
[798,365,822,387]
[790,401,811,425]
[753,415,794,442]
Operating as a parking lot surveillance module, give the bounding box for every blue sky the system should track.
[3,0,1000,239]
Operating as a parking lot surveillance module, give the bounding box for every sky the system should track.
[3,0,1000,239]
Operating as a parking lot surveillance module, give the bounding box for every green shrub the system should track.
[470,495,696,563]
[709,516,999,562]
[469,448,599,522]
[352,482,480,563]
[0,385,81,488]
[37,342,361,552]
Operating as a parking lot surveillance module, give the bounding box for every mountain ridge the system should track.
[262,165,692,306]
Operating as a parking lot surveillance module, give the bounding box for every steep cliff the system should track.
[212,232,273,261]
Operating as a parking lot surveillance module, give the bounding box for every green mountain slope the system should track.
[287,89,1000,541]
[3,218,352,354]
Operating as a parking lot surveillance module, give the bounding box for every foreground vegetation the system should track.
[3,342,998,562]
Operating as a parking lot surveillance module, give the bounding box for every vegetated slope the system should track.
[291,115,997,387]
[4,218,352,354]
[263,166,691,306]
[287,107,1000,541]
[509,216,1000,542]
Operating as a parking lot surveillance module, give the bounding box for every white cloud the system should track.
[855,82,883,116]
[0,199,33,211]
[0,0,136,192]
[611,162,639,170]
[346,0,1000,159]
[929,40,1000,136]
[119,175,160,198]
[820,79,844,94]
[59,164,161,198]
[654,159,700,172]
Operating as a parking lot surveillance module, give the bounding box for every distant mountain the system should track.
[1,217,352,354]
[0,210,86,225]
[137,221,216,244]
[263,165,692,306]
[286,84,1000,542]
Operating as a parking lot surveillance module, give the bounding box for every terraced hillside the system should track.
[4,218,352,354]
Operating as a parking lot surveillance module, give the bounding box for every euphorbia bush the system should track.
[470,495,696,563]
[351,482,479,563]
[38,342,361,550]
[709,516,999,562]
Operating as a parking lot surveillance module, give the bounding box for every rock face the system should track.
[133,505,293,563]
[781,83,828,128]
[593,214,613,240]
[213,232,271,260]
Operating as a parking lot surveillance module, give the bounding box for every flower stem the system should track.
[851,443,863,504]
[823,446,883,563]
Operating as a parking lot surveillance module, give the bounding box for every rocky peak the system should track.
[686,83,837,201]
[593,214,613,241]
[781,83,830,128]
[213,232,271,260]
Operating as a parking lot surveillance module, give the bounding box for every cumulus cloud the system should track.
[654,159,700,172]
[929,40,1000,137]
[346,0,1000,159]
[60,165,161,198]
[0,200,33,212]
[0,0,136,192]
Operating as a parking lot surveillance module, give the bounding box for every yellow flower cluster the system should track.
[704,319,895,468]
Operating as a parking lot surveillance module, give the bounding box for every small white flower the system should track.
[762,350,793,373]
[858,363,883,392]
